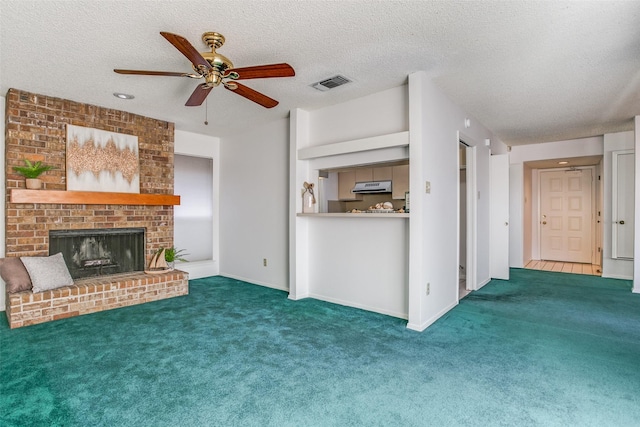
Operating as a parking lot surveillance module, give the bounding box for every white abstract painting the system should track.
[66,125,140,193]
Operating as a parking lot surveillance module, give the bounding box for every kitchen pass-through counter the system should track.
[297,212,409,218]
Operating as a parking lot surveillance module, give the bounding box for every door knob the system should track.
[504,222,509,226]
[619,220,625,225]
[542,221,547,225]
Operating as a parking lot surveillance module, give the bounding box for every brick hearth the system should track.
[4,89,187,327]
[6,271,188,328]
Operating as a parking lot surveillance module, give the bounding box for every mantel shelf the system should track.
[10,189,180,206]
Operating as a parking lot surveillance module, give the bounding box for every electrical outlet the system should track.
[426,282,430,295]
[425,181,431,194]
[263,258,267,267]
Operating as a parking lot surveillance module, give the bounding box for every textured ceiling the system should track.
[2,1,640,145]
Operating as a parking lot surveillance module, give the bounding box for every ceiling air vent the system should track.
[311,75,352,91]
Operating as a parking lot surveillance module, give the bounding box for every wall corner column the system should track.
[406,72,427,330]
[633,116,640,293]
[289,109,311,300]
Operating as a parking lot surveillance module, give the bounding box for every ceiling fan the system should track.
[114,31,295,108]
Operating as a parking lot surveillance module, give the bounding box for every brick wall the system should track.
[4,89,175,260]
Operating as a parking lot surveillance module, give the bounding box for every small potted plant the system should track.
[13,159,56,190]
[159,246,189,269]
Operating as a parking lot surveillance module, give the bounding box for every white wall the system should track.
[509,137,603,164]
[309,86,408,145]
[407,72,499,331]
[307,217,409,318]
[0,96,5,310]
[220,118,290,291]
[174,129,220,279]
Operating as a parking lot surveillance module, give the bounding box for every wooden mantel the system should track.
[10,189,180,206]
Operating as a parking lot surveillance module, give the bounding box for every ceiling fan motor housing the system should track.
[197,32,234,87]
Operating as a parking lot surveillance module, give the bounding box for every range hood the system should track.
[352,180,392,194]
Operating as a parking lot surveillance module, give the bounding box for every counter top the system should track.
[297,213,409,218]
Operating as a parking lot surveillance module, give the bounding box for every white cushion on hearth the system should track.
[21,252,74,293]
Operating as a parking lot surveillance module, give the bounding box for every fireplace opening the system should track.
[49,228,145,279]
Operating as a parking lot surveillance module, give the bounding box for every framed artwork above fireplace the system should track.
[66,124,140,193]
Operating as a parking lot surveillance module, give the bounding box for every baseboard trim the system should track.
[178,260,218,280]
[601,273,633,280]
[307,292,408,320]
[476,277,491,290]
[406,300,458,332]
[219,273,289,292]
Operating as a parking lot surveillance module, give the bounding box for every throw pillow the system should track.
[0,257,33,293]
[21,253,74,293]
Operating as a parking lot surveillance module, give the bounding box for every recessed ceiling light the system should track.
[113,92,134,100]
[558,161,569,165]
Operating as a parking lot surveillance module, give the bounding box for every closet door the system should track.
[612,150,634,259]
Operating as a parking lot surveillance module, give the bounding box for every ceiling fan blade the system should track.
[160,31,212,71]
[227,63,295,80]
[114,69,192,77]
[226,82,279,108]
[185,84,213,106]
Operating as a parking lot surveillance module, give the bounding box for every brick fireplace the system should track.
[4,89,188,327]
[5,89,175,257]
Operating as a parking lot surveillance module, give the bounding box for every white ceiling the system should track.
[2,1,640,145]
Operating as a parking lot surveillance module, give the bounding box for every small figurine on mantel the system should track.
[302,181,316,213]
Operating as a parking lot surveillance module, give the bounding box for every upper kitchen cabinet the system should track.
[354,166,392,182]
[338,171,363,200]
[338,164,408,200]
[373,166,393,181]
[355,168,373,183]
[392,164,409,200]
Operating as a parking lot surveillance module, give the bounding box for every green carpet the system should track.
[1,269,639,426]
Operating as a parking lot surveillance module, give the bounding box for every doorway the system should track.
[458,141,476,299]
[539,167,595,263]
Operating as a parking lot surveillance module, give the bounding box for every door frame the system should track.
[458,136,477,294]
[537,166,597,264]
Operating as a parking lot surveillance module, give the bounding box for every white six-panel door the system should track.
[540,168,594,263]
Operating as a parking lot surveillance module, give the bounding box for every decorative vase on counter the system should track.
[302,181,316,213]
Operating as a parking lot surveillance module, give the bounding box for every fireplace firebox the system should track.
[49,228,145,279]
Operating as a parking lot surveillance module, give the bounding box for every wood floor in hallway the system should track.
[525,260,601,276]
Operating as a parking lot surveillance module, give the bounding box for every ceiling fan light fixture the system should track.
[113,92,134,100]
